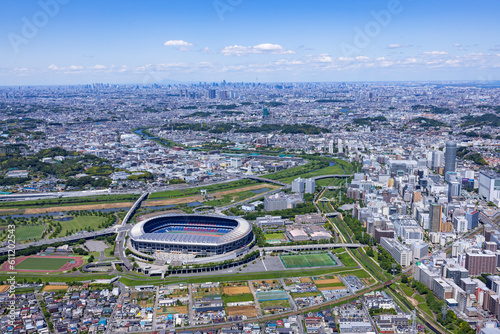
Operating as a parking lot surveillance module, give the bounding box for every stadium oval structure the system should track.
[129,214,254,257]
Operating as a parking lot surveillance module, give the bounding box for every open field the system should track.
[299,277,312,283]
[259,299,291,309]
[58,215,108,236]
[318,286,345,291]
[222,293,255,304]
[226,305,258,317]
[280,253,337,268]
[149,179,259,199]
[291,291,320,298]
[15,224,45,241]
[42,285,68,292]
[313,277,341,284]
[4,255,84,272]
[0,285,9,293]
[222,286,251,295]
[25,202,132,214]
[264,233,285,241]
[146,184,278,207]
[0,194,138,210]
[335,251,357,267]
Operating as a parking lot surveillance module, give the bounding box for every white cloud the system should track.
[89,64,106,70]
[221,43,295,56]
[163,40,193,47]
[423,51,448,55]
[387,44,413,49]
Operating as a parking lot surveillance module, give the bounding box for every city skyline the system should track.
[1,0,500,85]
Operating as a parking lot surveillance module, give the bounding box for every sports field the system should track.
[15,257,72,271]
[280,253,337,268]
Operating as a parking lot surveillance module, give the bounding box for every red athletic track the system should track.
[1,255,84,273]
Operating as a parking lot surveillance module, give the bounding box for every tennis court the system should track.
[280,252,337,268]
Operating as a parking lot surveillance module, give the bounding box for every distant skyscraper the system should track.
[328,140,334,154]
[263,107,269,119]
[338,138,343,153]
[444,141,457,175]
[429,204,442,232]
[208,89,216,99]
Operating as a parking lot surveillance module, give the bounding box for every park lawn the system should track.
[414,294,425,303]
[418,303,433,318]
[104,247,115,258]
[16,257,71,271]
[336,251,357,267]
[400,284,415,298]
[316,178,345,187]
[279,165,346,184]
[222,293,255,305]
[149,179,258,199]
[281,253,337,268]
[59,215,107,236]
[265,233,285,241]
[204,186,273,207]
[15,224,45,242]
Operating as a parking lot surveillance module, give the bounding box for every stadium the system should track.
[129,214,254,259]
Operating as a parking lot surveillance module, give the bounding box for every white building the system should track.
[380,237,413,267]
[479,170,500,203]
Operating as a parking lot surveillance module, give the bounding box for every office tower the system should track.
[466,210,479,230]
[479,170,500,201]
[448,181,461,201]
[262,107,269,119]
[444,141,457,175]
[432,150,444,168]
[305,178,315,194]
[208,89,216,99]
[429,204,442,232]
[338,138,343,153]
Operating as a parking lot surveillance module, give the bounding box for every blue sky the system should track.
[1,0,500,85]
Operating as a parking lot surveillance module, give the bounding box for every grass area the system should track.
[221,293,255,305]
[0,194,138,209]
[104,247,114,258]
[265,233,285,241]
[14,224,45,242]
[291,291,320,298]
[59,215,108,236]
[149,179,259,199]
[329,217,351,242]
[16,257,72,271]
[280,253,337,268]
[418,303,433,318]
[400,284,415,298]
[336,251,357,267]
[415,294,425,303]
[315,282,345,288]
[204,186,272,207]
[316,178,346,187]
[259,299,291,309]
[352,249,388,281]
[279,166,347,184]
[265,159,351,184]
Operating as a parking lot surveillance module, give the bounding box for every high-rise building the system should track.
[466,210,479,230]
[479,170,500,202]
[262,107,269,119]
[304,178,315,194]
[432,150,444,169]
[338,138,343,153]
[328,140,334,154]
[208,89,216,99]
[292,178,305,193]
[448,181,461,201]
[444,141,457,175]
[429,204,442,232]
[465,251,497,275]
